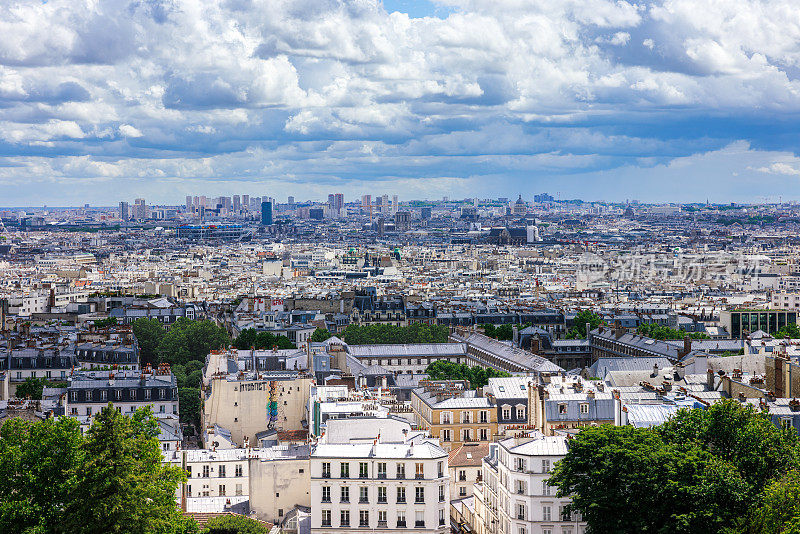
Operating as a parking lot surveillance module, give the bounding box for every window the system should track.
[517,504,526,520]
[321,510,331,527]
[322,462,331,478]
[86,407,92,416]
[515,458,526,472]
[439,485,445,502]
[560,505,570,522]
[415,511,425,528]
[543,481,552,496]
[397,511,406,528]
[360,486,369,503]
[341,486,350,503]
[543,529,552,534]
[415,463,424,479]
[502,408,511,419]
[438,461,444,478]
[516,407,525,419]
[100,390,107,401]
[415,487,425,503]
[359,462,369,478]
[378,510,387,527]
[144,389,151,400]
[458,469,467,481]
[542,459,551,473]
[115,389,122,400]
[515,480,527,494]
[580,403,589,415]
[480,428,489,441]
[235,464,243,477]
[782,418,793,430]
[462,428,472,442]
[219,485,226,496]
[440,411,452,424]
[322,486,331,503]
[235,483,243,496]
[359,510,369,527]
[219,465,226,477]
[202,465,210,478]
[397,463,406,479]
[397,486,406,503]
[341,463,350,478]
[480,410,488,423]
[461,411,472,424]
[439,509,445,526]
[542,506,551,521]
[378,486,387,503]
[378,462,387,479]
[558,403,567,414]
[459,486,467,497]
[442,429,452,442]
[186,466,192,478]
[340,510,350,527]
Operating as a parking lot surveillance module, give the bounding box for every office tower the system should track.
[421,207,432,220]
[334,193,344,216]
[133,198,146,220]
[222,197,232,211]
[327,194,335,209]
[288,196,295,205]
[119,201,129,220]
[200,196,208,208]
[381,194,389,215]
[242,195,249,211]
[233,195,241,213]
[186,196,192,209]
[392,195,399,214]
[261,201,273,225]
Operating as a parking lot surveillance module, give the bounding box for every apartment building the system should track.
[310,418,450,534]
[771,292,800,310]
[412,380,498,450]
[474,435,586,534]
[449,442,490,501]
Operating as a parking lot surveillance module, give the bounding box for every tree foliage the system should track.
[179,387,202,432]
[202,514,270,534]
[637,323,710,340]
[93,317,119,328]
[480,323,527,341]
[341,323,448,345]
[0,406,195,534]
[775,323,800,339]
[134,318,229,367]
[233,328,295,350]
[425,360,511,388]
[550,400,800,534]
[132,318,166,367]
[310,328,333,342]
[565,310,603,339]
[739,470,800,534]
[15,378,51,400]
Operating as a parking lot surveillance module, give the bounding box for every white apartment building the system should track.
[772,291,800,310]
[474,435,586,534]
[166,444,311,524]
[310,418,450,534]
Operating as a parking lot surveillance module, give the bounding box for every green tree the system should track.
[550,400,800,534]
[202,514,270,534]
[310,328,333,342]
[341,324,449,345]
[637,323,710,340]
[0,417,84,533]
[233,329,294,351]
[425,361,510,388]
[156,319,230,366]
[776,324,800,339]
[62,405,188,534]
[737,470,800,534]
[93,317,119,328]
[14,377,50,400]
[565,310,603,339]
[179,388,202,432]
[132,318,166,367]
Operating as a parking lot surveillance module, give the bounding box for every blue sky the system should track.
[2,0,800,206]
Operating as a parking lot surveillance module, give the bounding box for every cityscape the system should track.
[4,0,800,534]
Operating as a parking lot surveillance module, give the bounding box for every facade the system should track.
[310,418,450,534]
[449,442,490,501]
[262,201,274,225]
[412,380,498,450]
[474,435,585,534]
[720,309,798,338]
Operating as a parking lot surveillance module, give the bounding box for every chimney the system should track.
[707,368,715,390]
[679,336,692,358]
[614,320,624,339]
[585,322,591,338]
[651,363,659,378]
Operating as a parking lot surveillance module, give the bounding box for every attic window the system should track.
[498,386,505,392]
[558,403,568,414]
[520,384,526,390]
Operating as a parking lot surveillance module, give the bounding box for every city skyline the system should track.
[1,0,800,205]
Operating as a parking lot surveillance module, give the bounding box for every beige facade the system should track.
[249,453,312,524]
[202,374,314,447]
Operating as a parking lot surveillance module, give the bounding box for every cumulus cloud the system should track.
[0,0,800,204]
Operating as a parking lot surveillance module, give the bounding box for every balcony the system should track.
[415,499,425,504]
[397,474,406,480]
[321,522,331,527]
[378,473,387,479]
[415,521,426,528]
[378,498,388,504]
[397,498,407,504]
[359,499,369,504]
[377,521,388,528]
[322,472,331,479]
[458,474,467,482]
[397,522,407,528]
[415,474,425,480]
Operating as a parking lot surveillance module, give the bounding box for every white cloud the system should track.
[118,124,143,138]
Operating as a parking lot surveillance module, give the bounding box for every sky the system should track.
[2,0,800,206]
